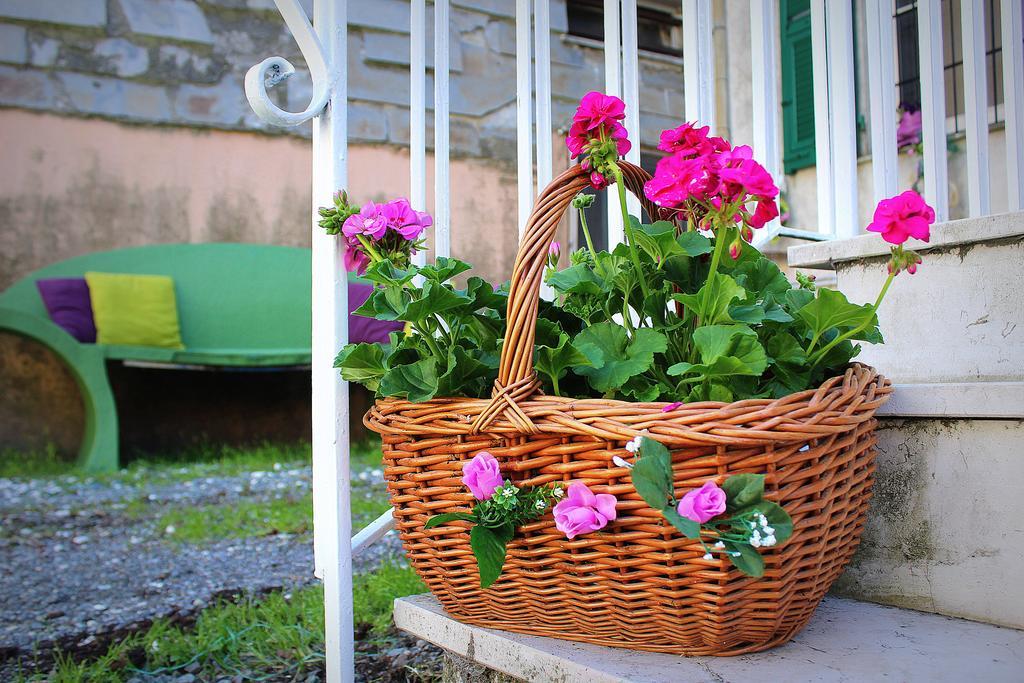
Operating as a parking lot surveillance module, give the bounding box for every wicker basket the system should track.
[366,162,892,656]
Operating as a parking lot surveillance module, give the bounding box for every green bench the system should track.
[0,243,313,472]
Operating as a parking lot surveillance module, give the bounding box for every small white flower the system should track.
[751,530,761,542]
[713,541,725,549]
[624,436,643,453]
[702,553,713,560]
[150,640,160,653]
[535,500,546,510]
[758,514,768,527]
[750,536,762,548]
[763,534,777,547]
[763,526,775,535]
[164,525,176,535]
[749,521,757,529]
[552,487,564,498]
[611,455,634,469]
[730,551,741,557]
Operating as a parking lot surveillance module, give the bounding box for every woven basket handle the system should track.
[470,161,661,434]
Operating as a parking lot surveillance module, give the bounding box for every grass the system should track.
[17,561,427,682]
[0,439,384,483]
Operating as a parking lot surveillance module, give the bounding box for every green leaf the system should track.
[629,437,673,510]
[458,276,508,313]
[401,281,474,323]
[754,501,794,544]
[672,272,746,325]
[379,357,440,402]
[796,287,877,338]
[729,304,766,324]
[535,333,592,395]
[662,506,700,539]
[547,264,606,295]
[574,324,667,393]
[632,219,689,263]
[784,288,815,314]
[721,473,765,512]
[675,231,714,257]
[356,285,411,321]
[668,325,767,379]
[436,347,493,397]
[363,260,417,287]
[733,257,791,298]
[424,512,476,529]
[418,257,472,284]
[333,343,387,392]
[765,332,810,395]
[724,541,765,577]
[471,523,513,588]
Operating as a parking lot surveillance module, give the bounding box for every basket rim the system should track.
[365,362,892,447]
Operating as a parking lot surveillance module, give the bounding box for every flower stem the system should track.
[578,206,606,279]
[699,224,729,324]
[808,270,895,367]
[356,234,384,263]
[610,164,652,300]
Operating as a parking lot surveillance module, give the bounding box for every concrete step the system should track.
[394,594,1024,682]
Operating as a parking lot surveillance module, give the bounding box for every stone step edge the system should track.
[394,594,1024,683]
[879,381,1024,419]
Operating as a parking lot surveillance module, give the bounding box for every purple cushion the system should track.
[349,282,404,344]
[36,278,97,343]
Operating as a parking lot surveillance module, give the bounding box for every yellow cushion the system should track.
[84,272,184,349]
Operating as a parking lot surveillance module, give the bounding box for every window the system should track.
[566,0,684,57]
[576,152,661,252]
[780,0,816,174]
[894,0,1010,133]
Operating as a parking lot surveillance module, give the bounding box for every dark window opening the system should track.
[895,0,1014,133]
[566,0,684,57]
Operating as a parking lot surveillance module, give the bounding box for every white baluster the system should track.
[534,0,553,194]
[866,0,898,203]
[1003,0,1024,210]
[962,0,991,216]
[682,0,715,130]
[605,0,624,245]
[750,0,782,245]
[810,0,834,236]
[410,0,427,269]
[516,0,534,237]
[826,0,858,238]
[434,0,451,259]
[621,0,641,218]
[918,0,950,221]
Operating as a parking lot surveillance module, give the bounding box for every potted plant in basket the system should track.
[322,92,932,656]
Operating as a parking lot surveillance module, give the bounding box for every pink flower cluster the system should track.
[866,190,934,245]
[897,109,922,149]
[644,123,779,232]
[565,92,632,189]
[553,482,617,539]
[340,198,432,273]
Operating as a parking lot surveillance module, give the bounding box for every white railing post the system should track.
[682,0,715,130]
[311,0,352,679]
[604,0,624,245]
[810,0,834,237]
[1002,0,1024,210]
[918,0,949,221]
[534,0,552,194]
[865,0,898,203]
[750,0,781,244]
[434,0,451,259]
[516,0,533,237]
[621,0,641,218]
[825,0,858,238]
[410,0,427,268]
[961,0,991,216]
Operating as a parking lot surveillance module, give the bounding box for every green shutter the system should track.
[781,0,816,174]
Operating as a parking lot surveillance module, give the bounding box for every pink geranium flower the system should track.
[677,481,727,523]
[380,198,432,240]
[342,200,388,240]
[573,91,626,131]
[342,237,370,274]
[462,452,504,501]
[746,198,780,228]
[657,121,729,158]
[897,109,922,148]
[553,482,617,540]
[644,153,721,208]
[866,190,935,244]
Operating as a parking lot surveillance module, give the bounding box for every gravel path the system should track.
[0,465,402,661]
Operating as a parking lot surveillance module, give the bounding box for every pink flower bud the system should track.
[590,171,609,190]
[728,238,742,260]
[677,481,727,524]
[907,263,917,275]
[462,452,504,501]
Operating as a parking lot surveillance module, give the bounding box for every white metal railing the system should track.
[244,1,1024,680]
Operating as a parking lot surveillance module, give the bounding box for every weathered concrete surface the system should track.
[396,593,1024,683]
[791,214,1024,384]
[834,418,1024,629]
